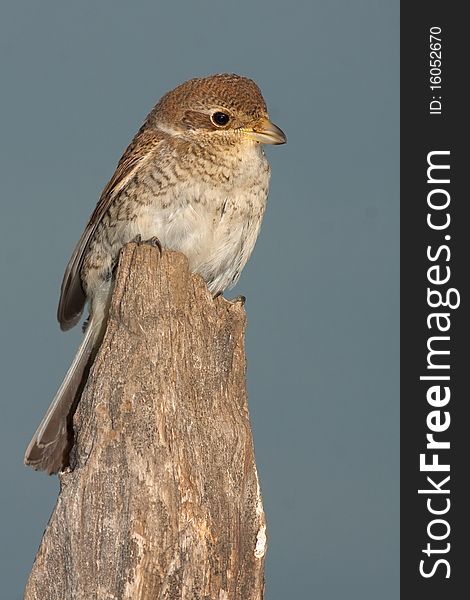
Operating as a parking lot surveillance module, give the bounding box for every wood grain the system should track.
[25,243,266,600]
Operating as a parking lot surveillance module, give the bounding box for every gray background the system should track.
[0,1,399,598]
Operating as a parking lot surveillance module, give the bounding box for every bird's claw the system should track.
[130,235,163,254]
[145,237,163,253]
[230,295,246,306]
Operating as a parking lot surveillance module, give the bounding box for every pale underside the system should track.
[83,138,271,326]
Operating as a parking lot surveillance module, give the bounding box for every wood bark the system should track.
[25,244,266,600]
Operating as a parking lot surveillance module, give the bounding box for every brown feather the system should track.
[57,127,162,330]
[24,316,101,473]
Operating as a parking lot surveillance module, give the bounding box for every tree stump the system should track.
[24,243,266,600]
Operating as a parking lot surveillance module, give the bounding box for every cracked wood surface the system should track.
[25,244,266,600]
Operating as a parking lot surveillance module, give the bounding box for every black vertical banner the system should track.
[401,4,468,599]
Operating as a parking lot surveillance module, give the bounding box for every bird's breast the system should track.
[136,143,271,291]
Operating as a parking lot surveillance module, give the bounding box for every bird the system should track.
[24,73,286,474]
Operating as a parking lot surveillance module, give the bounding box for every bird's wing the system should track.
[57,127,162,331]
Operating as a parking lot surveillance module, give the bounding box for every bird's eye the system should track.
[211,112,230,127]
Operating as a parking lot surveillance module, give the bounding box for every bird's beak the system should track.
[243,117,287,145]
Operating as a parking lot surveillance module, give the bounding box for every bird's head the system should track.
[150,73,286,147]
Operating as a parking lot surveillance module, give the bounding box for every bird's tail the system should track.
[24,316,100,474]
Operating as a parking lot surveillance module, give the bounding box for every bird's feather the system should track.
[57,127,162,330]
[24,315,101,474]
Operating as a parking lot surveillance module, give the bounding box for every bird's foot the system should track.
[130,235,163,254]
[144,237,163,253]
[214,292,245,306]
[230,295,246,306]
[130,234,142,244]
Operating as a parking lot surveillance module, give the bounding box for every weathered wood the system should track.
[25,244,266,600]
